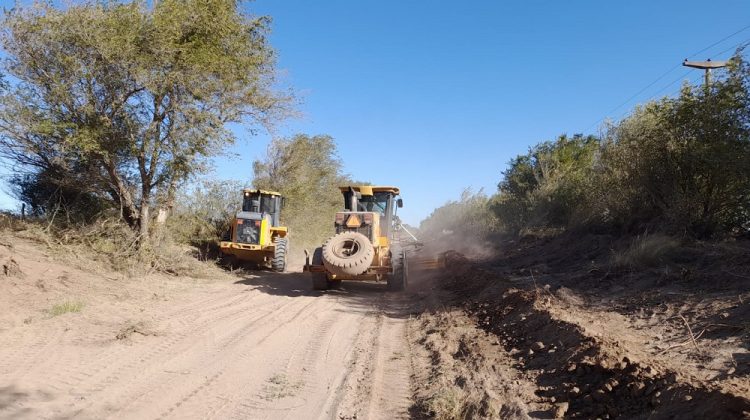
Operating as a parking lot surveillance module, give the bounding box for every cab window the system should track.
[242,193,276,213]
[358,192,389,214]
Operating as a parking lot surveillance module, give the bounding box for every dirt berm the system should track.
[408,235,750,419]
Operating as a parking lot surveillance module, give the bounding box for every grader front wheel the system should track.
[311,247,329,290]
[387,250,408,291]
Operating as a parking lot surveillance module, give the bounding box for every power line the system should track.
[647,71,703,103]
[585,24,750,133]
[607,71,706,127]
[586,64,682,131]
[666,36,750,94]
[686,23,750,59]
[712,36,750,58]
[613,71,695,121]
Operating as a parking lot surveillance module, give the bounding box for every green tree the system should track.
[491,54,750,238]
[168,179,245,246]
[492,134,600,232]
[10,166,108,224]
[0,0,288,241]
[602,55,750,236]
[252,134,350,251]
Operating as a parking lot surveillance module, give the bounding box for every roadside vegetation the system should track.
[0,1,361,274]
[418,189,501,257]
[424,52,750,245]
[252,134,357,259]
[0,0,289,274]
[0,3,747,276]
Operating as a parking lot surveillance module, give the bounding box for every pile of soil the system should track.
[409,235,750,419]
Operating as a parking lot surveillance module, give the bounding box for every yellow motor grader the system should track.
[304,185,408,291]
[220,189,288,272]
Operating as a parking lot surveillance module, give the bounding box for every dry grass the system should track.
[0,212,13,230]
[424,387,480,420]
[518,226,566,239]
[0,211,31,232]
[3,217,223,278]
[612,233,680,268]
[261,373,303,401]
[48,301,84,317]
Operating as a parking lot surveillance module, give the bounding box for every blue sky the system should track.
[1,1,749,225]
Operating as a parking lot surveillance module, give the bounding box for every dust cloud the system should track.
[403,216,499,264]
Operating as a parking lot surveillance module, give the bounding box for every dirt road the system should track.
[8,235,747,419]
[0,252,415,420]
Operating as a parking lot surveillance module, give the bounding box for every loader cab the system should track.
[242,189,282,227]
[228,189,283,246]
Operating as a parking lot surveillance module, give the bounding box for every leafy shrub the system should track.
[167,179,244,247]
[492,54,750,239]
[600,58,750,237]
[491,134,600,233]
[9,166,111,226]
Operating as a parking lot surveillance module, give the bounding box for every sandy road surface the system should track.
[0,267,415,420]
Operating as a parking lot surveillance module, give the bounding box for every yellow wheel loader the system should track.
[304,185,408,291]
[220,189,288,272]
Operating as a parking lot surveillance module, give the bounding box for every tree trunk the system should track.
[156,178,177,226]
[155,207,169,225]
[139,200,150,244]
[104,158,140,229]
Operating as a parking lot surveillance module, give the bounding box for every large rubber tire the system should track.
[387,249,408,291]
[271,237,288,272]
[321,231,375,277]
[311,247,329,290]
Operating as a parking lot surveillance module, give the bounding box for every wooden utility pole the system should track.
[683,58,728,87]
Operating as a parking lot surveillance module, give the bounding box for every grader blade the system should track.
[412,253,447,270]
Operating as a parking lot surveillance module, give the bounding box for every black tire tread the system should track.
[321,231,375,276]
[387,249,407,291]
[271,237,288,272]
[311,247,329,290]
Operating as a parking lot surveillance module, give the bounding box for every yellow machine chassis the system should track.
[305,185,401,284]
[220,242,277,263]
[221,225,287,264]
[305,264,392,277]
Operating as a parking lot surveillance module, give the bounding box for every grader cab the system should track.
[304,186,407,291]
[220,189,288,272]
